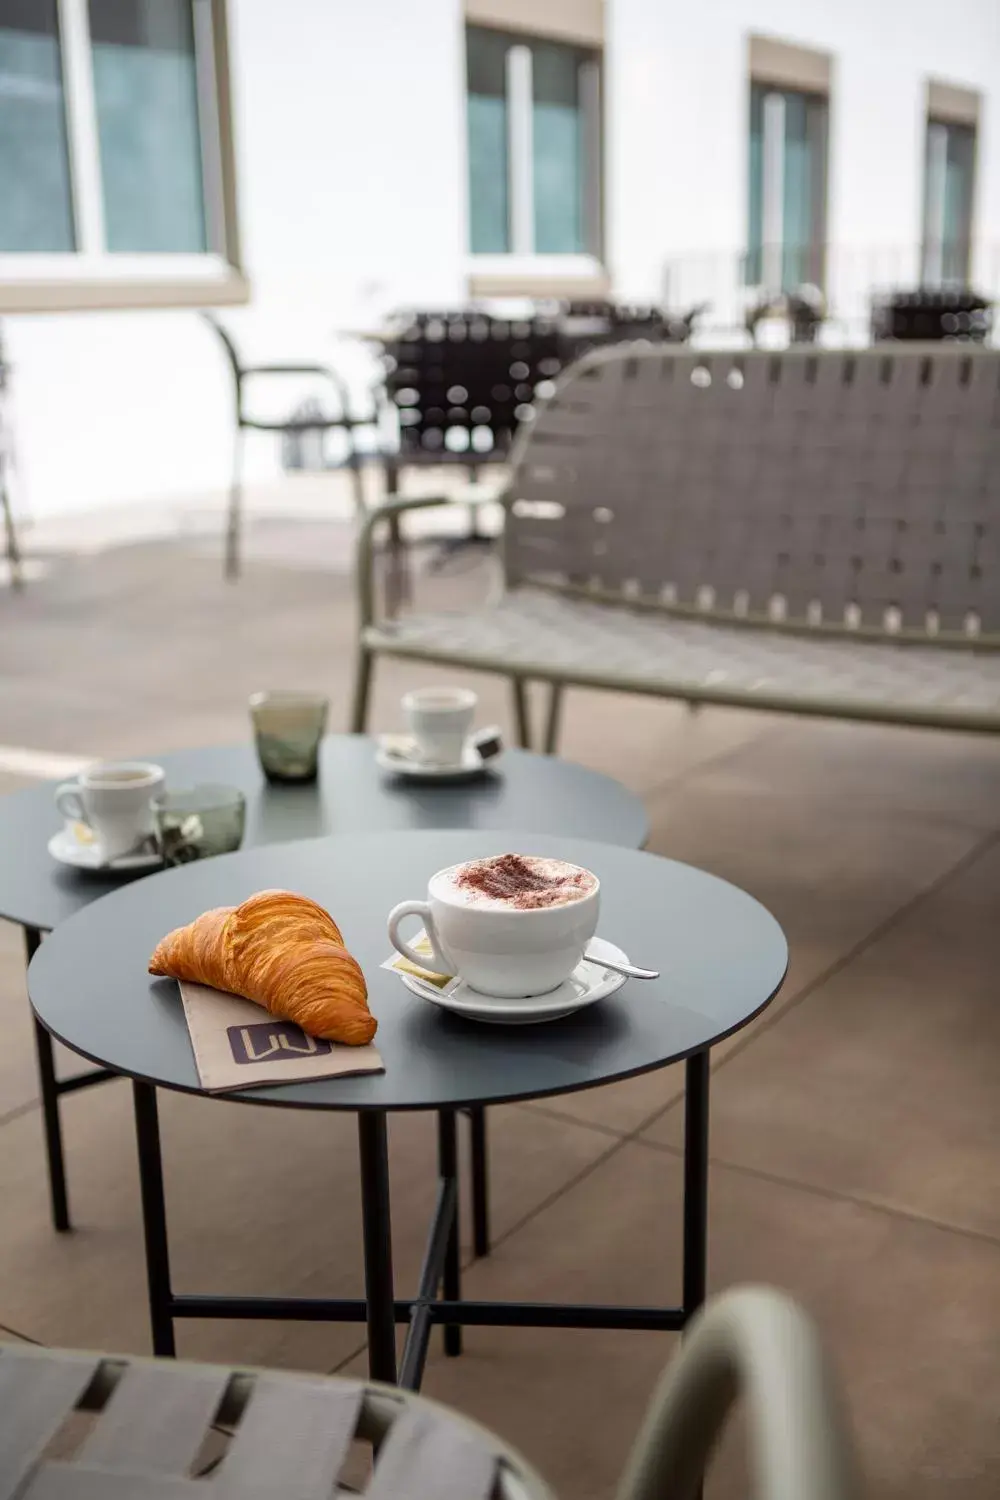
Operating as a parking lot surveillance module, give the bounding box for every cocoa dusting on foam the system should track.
[454,854,593,910]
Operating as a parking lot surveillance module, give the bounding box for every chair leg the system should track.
[350,648,375,733]
[224,427,245,581]
[511,677,531,748]
[1,468,23,591]
[543,683,564,755]
[384,511,409,617]
[347,444,366,517]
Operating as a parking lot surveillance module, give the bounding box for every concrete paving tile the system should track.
[527,781,983,1138]
[642,839,1000,1238]
[695,715,1000,832]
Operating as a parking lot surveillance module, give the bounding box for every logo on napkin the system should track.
[228,1021,334,1065]
[179,981,383,1092]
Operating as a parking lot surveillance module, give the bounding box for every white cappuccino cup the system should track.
[55,761,165,862]
[387,854,600,997]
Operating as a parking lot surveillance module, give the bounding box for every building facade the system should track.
[2,0,999,520]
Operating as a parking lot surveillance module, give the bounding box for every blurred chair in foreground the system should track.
[0,1286,859,1499]
[202,314,372,580]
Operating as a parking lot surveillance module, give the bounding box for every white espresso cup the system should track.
[387,856,600,997]
[403,687,477,766]
[55,762,165,862]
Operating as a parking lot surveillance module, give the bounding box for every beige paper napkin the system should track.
[179,982,383,1093]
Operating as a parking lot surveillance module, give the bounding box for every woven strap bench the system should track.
[352,345,1000,750]
[0,1346,545,1500]
[0,1288,858,1500]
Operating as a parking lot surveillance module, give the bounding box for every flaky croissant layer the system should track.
[149,889,376,1046]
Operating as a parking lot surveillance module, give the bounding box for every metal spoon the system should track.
[584,948,659,980]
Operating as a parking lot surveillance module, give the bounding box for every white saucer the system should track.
[398,937,629,1025]
[375,738,485,782]
[48,826,162,874]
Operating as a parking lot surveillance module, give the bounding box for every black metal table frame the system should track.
[22,925,492,1259]
[128,1051,710,1391]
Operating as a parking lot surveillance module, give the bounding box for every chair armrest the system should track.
[240,363,363,419]
[243,362,337,376]
[355,495,456,627]
[616,1287,860,1500]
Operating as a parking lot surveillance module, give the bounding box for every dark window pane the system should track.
[532,40,584,254]
[88,0,207,252]
[0,0,75,251]
[466,26,509,253]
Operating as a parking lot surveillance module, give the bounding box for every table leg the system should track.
[25,926,71,1234]
[357,1111,397,1383]
[510,678,532,749]
[132,1080,176,1357]
[469,1107,490,1257]
[437,1111,462,1357]
[682,1051,711,1321]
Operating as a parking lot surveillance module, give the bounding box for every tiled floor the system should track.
[1,516,998,1497]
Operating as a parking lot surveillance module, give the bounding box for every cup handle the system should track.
[55,783,87,824]
[387,901,451,977]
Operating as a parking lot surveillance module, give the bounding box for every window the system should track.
[89,0,207,253]
[0,1,74,252]
[921,118,975,285]
[465,25,600,257]
[747,82,827,292]
[0,0,244,309]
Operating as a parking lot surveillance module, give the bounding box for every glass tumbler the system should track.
[153,785,246,866]
[249,690,329,783]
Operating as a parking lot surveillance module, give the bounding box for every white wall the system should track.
[609,0,1000,320]
[6,0,467,520]
[6,0,1000,520]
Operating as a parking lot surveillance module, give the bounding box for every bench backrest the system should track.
[503,345,1000,642]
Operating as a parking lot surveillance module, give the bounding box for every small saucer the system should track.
[397,937,629,1025]
[375,736,485,782]
[48,826,162,874]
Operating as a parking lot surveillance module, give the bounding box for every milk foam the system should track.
[436,854,597,910]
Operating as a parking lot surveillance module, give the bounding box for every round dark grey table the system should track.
[28,829,787,1387]
[1,735,648,1236]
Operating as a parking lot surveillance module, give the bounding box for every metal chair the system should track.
[201,314,372,580]
[0,1287,860,1499]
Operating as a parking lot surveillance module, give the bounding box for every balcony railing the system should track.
[660,243,1000,348]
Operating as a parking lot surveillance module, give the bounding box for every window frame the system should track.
[745,78,828,295]
[0,0,246,311]
[464,22,604,289]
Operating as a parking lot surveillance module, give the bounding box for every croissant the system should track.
[149,889,376,1045]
